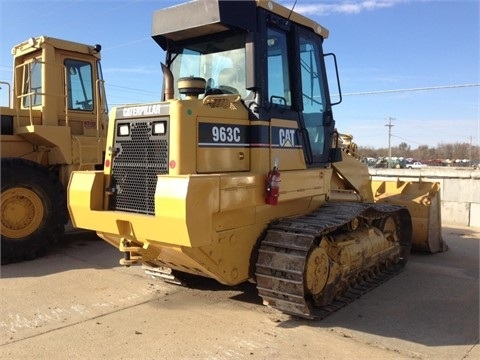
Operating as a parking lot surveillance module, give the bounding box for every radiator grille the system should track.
[110,119,168,214]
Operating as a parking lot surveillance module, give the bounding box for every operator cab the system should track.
[152,0,341,167]
[8,36,107,135]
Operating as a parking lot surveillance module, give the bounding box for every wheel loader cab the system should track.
[12,38,106,130]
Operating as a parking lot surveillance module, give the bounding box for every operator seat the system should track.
[217,67,240,94]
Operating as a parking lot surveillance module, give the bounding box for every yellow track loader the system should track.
[1,36,107,263]
[68,0,443,318]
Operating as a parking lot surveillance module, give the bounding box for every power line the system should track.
[341,83,480,96]
[106,83,158,95]
[391,134,424,146]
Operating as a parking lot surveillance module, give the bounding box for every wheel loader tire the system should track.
[1,158,68,264]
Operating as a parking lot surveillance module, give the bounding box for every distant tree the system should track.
[412,145,429,160]
[452,142,469,160]
[398,142,411,157]
[358,146,381,158]
[355,142,479,163]
[436,143,452,159]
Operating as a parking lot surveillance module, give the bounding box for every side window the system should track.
[299,36,326,158]
[22,61,42,108]
[65,59,94,111]
[267,27,291,106]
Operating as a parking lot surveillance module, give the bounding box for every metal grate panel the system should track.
[110,119,169,214]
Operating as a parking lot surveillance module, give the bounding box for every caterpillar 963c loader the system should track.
[68,0,444,318]
[1,37,107,263]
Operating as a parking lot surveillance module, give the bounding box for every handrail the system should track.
[63,64,69,127]
[14,60,68,127]
[95,78,107,138]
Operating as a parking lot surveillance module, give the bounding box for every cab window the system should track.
[65,59,94,111]
[22,60,42,108]
[168,32,247,99]
[267,27,291,107]
[299,35,326,158]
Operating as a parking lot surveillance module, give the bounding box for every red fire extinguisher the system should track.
[266,159,280,205]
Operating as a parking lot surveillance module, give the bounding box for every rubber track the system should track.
[255,201,411,319]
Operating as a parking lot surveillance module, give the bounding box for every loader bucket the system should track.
[371,179,446,253]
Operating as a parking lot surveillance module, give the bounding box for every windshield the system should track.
[169,32,247,99]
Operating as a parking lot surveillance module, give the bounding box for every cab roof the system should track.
[151,0,329,50]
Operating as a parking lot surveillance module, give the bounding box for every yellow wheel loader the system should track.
[1,37,107,263]
[68,0,444,318]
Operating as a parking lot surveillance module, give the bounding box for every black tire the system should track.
[1,158,68,264]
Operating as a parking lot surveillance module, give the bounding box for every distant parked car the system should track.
[406,161,427,169]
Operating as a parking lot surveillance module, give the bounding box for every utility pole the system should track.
[385,117,395,168]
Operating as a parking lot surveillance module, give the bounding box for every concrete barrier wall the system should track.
[369,168,480,227]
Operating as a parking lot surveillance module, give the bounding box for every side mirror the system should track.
[324,53,342,106]
[329,147,342,163]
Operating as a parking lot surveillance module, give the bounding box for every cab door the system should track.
[297,28,334,166]
[259,16,334,170]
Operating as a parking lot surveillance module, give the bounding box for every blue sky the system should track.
[1,0,478,149]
